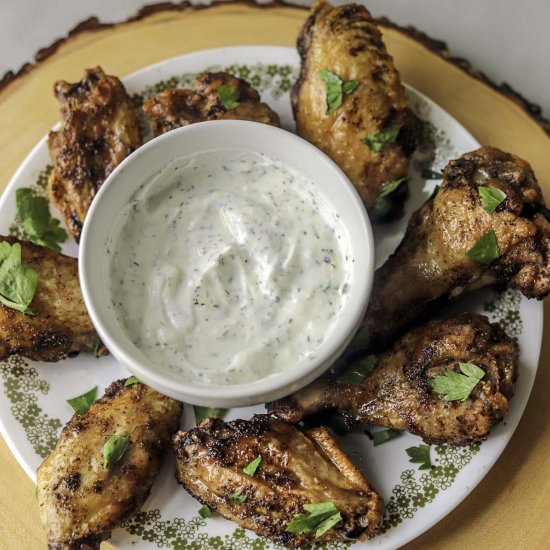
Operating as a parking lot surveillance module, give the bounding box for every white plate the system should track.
[0,46,542,550]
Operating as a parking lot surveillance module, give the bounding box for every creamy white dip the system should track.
[106,150,352,384]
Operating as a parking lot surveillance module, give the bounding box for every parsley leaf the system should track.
[466,229,499,265]
[378,177,408,198]
[286,502,342,537]
[124,376,141,386]
[406,444,432,470]
[198,505,212,518]
[478,186,506,213]
[343,324,370,360]
[372,428,401,446]
[0,241,38,315]
[428,362,485,401]
[319,69,358,115]
[421,168,443,180]
[16,188,68,251]
[67,386,97,416]
[337,355,376,384]
[103,435,130,470]
[361,124,401,152]
[194,406,227,424]
[243,455,262,477]
[229,493,246,504]
[218,85,240,110]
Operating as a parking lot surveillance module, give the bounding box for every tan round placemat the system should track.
[0,2,549,549]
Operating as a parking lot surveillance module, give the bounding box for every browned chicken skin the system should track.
[292,0,416,217]
[37,379,182,550]
[173,415,383,546]
[143,72,280,136]
[268,313,517,445]
[363,146,550,350]
[48,67,142,242]
[0,236,100,362]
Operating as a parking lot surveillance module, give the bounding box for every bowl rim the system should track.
[79,120,374,407]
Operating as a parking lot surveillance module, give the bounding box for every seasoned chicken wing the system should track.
[292,0,416,218]
[174,415,383,546]
[0,236,100,362]
[48,67,142,242]
[363,146,550,350]
[143,72,280,136]
[268,313,517,445]
[37,379,182,550]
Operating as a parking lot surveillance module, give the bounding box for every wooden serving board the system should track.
[0,2,549,549]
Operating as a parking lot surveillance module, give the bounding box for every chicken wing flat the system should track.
[268,313,517,445]
[143,72,280,136]
[37,379,182,550]
[48,67,142,242]
[173,415,383,546]
[363,146,550,350]
[292,0,416,218]
[0,236,100,362]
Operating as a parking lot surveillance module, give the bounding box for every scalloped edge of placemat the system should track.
[0,0,548,137]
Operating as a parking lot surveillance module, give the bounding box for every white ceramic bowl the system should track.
[80,120,374,407]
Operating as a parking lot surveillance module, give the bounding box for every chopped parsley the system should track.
[372,428,402,446]
[466,229,499,265]
[319,69,359,115]
[361,124,401,152]
[243,455,262,477]
[428,362,485,402]
[378,177,408,198]
[66,386,98,416]
[193,406,227,424]
[478,186,506,213]
[229,493,246,504]
[218,85,240,110]
[124,376,141,386]
[406,444,432,470]
[337,355,376,384]
[198,505,212,518]
[286,501,342,537]
[103,435,130,470]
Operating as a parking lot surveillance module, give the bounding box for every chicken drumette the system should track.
[292,0,416,218]
[268,313,517,445]
[37,379,182,550]
[363,146,550,350]
[174,415,383,546]
[48,67,142,242]
[143,72,280,136]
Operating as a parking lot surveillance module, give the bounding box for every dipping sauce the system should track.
[106,150,353,384]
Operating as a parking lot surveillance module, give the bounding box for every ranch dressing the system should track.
[106,150,353,384]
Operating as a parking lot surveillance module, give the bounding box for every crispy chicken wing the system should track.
[363,146,550,350]
[0,236,100,362]
[173,415,383,546]
[48,67,142,242]
[268,313,517,445]
[292,0,416,218]
[143,72,280,136]
[37,379,182,550]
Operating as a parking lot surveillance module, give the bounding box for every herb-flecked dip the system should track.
[106,150,353,384]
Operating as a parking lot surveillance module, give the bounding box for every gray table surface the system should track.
[1,0,549,120]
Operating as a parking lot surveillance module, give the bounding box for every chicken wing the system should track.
[0,236,100,362]
[362,146,550,350]
[143,72,280,136]
[268,313,517,445]
[173,415,383,546]
[292,0,416,218]
[48,67,142,242]
[37,379,182,550]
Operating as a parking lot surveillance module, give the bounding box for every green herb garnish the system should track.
[243,455,262,477]
[428,362,485,402]
[16,188,68,251]
[422,168,444,180]
[406,444,432,470]
[361,124,401,152]
[337,355,376,384]
[343,325,370,359]
[286,501,342,537]
[67,386,98,416]
[103,435,130,470]
[218,85,240,110]
[478,186,506,213]
[124,376,141,386]
[194,406,227,424]
[372,428,401,446]
[229,493,246,504]
[466,229,499,265]
[319,69,358,115]
[92,341,102,358]
[378,177,408,198]
[0,241,38,315]
[198,505,212,518]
